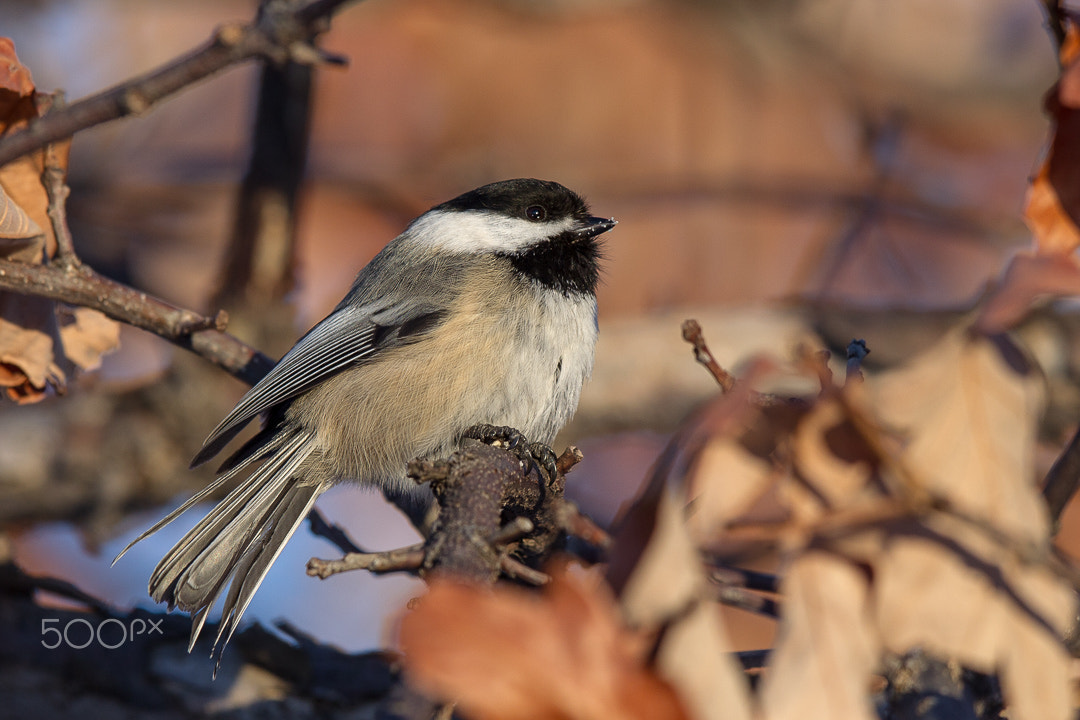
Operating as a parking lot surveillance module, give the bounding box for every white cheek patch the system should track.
[407,210,576,254]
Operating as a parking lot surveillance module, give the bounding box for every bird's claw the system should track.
[524,441,559,486]
[463,424,559,484]
[464,423,524,450]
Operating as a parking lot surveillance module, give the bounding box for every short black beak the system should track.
[575,216,617,239]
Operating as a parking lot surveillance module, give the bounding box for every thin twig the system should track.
[307,506,364,555]
[555,445,584,475]
[307,544,425,579]
[489,517,534,547]
[681,319,736,392]
[0,259,273,385]
[499,556,550,585]
[556,500,612,549]
[1042,425,1080,531]
[845,338,869,384]
[714,585,779,619]
[707,564,780,594]
[38,96,79,268]
[0,0,364,168]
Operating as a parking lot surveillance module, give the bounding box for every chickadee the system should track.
[115,178,616,663]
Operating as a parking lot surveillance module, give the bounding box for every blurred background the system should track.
[0,0,1068,658]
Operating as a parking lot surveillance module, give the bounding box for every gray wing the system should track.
[191,300,446,468]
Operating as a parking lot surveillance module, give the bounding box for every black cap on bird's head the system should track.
[435,178,589,221]
[420,178,617,296]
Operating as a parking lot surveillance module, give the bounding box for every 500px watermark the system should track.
[41,618,164,650]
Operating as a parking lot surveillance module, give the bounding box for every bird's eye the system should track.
[526,205,547,222]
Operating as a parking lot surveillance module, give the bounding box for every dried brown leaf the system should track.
[57,306,120,371]
[788,396,878,524]
[975,253,1080,334]
[1026,24,1080,254]
[868,328,1046,542]
[0,37,36,129]
[0,40,114,400]
[761,552,879,720]
[667,358,806,547]
[0,182,42,241]
[0,293,64,402]
[399,569,688,720]
[0,153,55,263]
[608,481,753,720]
[861,325,1074,720]
[0,37,51,261]
[686,437,775,539]
[872,514,1074,720]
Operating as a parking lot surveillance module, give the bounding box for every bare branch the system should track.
[499,556,550,585]
[555,445,584,475]
[1041,0,1068,54]
[682,318,736,392]
[1042,425,1080,530]
[307,544,425,579]
[38,94,79,268]
[714,585,779,619]
[307,506,365,555]
[0,0,365,168]
[0,259,274,385]
[556,500,612,550]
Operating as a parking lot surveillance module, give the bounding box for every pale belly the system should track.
[288,282,597,493]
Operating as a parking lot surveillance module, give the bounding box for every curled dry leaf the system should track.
[1025,23,1080,254]
[57,306,121,372]
[0,37,35,128]
[0,293,64,403]
[869,328,1046,543]
[0,37,52,264]
[760,553,879,720]
[982,21,1080,332]
[677,366,782,543]
[975,252,1080,334]
[398,568,689,720]
[608,478,753,720]
[872,513,1074,716]
[0,38,119,400]
[649,316,1073,720]
[865,328,1074,720]
[0,182,43,242]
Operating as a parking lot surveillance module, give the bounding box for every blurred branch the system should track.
[0,0,360,168]
[1041,0,1068,53]
[0,560,397,711]
[682,319,736,392]
[216,0,317,310]
[0,259,275,386]
[709,565,780,618]
[846,338,869,383]
[38,93,79,268]
[307,506,365,555]
[1042,426,1080,530]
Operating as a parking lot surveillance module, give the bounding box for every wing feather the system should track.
[191,309,379,467]
[191,299,451,468]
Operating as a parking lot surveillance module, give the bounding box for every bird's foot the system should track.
[464,424,559,484]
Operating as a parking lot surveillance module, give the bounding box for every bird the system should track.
[114,178,616,666]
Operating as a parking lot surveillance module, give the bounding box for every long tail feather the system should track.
[148,431,310,602]
[210,481,322,672]
[115,425,328,668]
[109,426,290,566]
